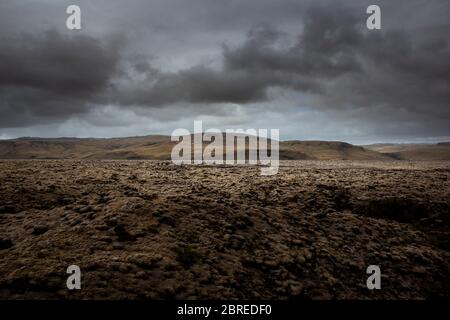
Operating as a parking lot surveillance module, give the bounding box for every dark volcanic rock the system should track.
[114,224,136,242]
[0,238,13,250]
[0,205,17,214]
[0,160,448,300]
[31,226,49,235]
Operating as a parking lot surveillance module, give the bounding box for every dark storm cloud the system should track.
[114,23,326,107]
[113,2,450,124]
[0,0,449,141]
[116,66,269,105]
[0,31,120,95]
[0,30,122,127]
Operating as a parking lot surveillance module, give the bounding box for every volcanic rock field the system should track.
[0,160,449,299]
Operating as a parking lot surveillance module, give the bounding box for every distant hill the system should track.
[0,136,174,160]
[364,142,450,160]
[1,135,449,160]
[279,141,391,160]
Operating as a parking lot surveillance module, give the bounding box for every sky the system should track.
[0,0,449,144]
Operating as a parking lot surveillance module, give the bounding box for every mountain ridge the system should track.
[0,135,449,160]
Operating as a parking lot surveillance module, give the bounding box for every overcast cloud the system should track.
[0,0,449,143]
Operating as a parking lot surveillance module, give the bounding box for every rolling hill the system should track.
[279,141,392,160]
[0,136,174,160]
[364,142,450,160]
[0,135,449,160]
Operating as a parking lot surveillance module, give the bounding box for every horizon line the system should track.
[1,133,449,146]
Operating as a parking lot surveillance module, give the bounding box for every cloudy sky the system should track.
[0,0,449,144]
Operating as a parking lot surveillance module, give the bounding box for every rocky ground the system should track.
[0,160,449,299]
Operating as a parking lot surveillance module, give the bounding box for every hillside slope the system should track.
[0,136,174,160]
[280,141,392,160]
[0,135,433,160]
[364,143,450,160]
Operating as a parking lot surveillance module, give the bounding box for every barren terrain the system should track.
[0,160,449,299]
[2,136,449,160]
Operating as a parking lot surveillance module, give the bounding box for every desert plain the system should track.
[0,160,449,299]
